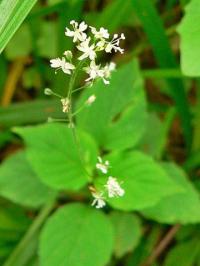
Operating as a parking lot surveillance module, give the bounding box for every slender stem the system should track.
[3,199,55,266]
[71,104,86,117]
[52,92,62,98]
[67,62,92,182]
[72,85,87,94]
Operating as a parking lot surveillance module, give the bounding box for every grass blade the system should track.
[132,0,192,151]
[0,0,37,53]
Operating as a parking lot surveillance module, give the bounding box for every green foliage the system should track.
[85,0,135,32]
[37,21,58,59]
[5,23,32,59]
[110,211,142,258]
[132,0,192,150]
[0,0,37,53]
[0,151,55,208]
[98,151,183,211]
[14,123,98,190]
[39,203,114,266]
[77,60,147,151]
[164,237,200,266]
[0,99,66,128]
[178,0,200,76]
[142,163,200,224]
[0,0,200,265]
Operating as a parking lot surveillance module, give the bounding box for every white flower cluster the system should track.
[91,156,125,209]
[50,20,125,85]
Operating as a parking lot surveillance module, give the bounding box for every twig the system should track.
[142,224,180,266]
[1,57,28,106]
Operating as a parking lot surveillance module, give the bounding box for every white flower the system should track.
[86,94,96,105]
[105,33,125,54]
[91,191,106,209]
[90,26,109,39]
[102,62,116,84]
[96,156,110,174]
[61,97,70,113]
[104,176,125,198]
[85,61,104,83]
[65,20,87,42]
[50,57,75,74]
[77,37,96,61]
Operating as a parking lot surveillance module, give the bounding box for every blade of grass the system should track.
[132,0,192,151]
[0,0,37,53]
[0,99,65,128]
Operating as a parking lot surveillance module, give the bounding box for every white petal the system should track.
[50,58,62,68]
[79,21,87,31]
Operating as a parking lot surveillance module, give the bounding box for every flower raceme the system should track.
[50,20,125,86]
[47,20,125,210]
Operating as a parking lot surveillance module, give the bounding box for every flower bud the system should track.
[44,88,53,95]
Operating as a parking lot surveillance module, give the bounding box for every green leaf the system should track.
[39,203,114,266]
[5,23,32,59]
[178,0,200,76]
[77,60,147,151]
[97,151,183,211]
[164,238,200,266]
[132,0,192,150]
[15,123,98,190]
[84,0,135,32]
[141,163,200,224]
[0,0,37,53]
[0,151,55,208]
[110,211,142,258]
[37,21,58,59]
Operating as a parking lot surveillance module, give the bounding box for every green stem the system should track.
[67,62,92,182]
[3,199,55,266]
[71,104,86,117]
[72,85,87,94]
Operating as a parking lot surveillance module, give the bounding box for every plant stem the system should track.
[3,199,55,266]
[67,62,92,182]
[72,85,87,94]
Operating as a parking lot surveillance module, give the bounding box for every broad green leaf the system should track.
[164,238,200,266]
[0,151,55,208]
[141,163,200,224]
[0,0,37,53]
[110,211,142,258]
[37,21,58,59]
[77,60,147,151]
[39,203,114,266]
[97,151,183,211]
[139,113,163,157]
[15,123,98,190]
[84,0,135,32]
[5,23,32,59]
[178,0,200,76]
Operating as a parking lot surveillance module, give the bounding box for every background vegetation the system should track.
[0,0,200,265]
